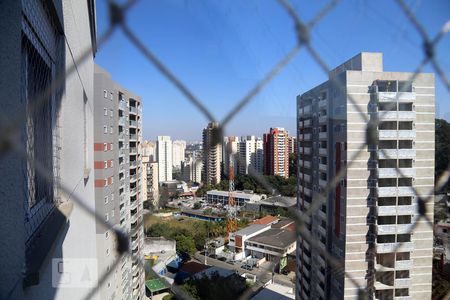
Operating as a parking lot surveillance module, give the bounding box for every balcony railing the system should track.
[376,224,411,234]
[129,134,137,141]
[318,100,327,108]
[319,132,327,140]
[378,130,416,139]
[319,115,327,124]
[300,147,312,155]
[394,278,411,287]
[395,260,413,269]
[118,117,126,126]
[299,160,311,168]
[377,187,415,197]
[377,168,415,178]
[319,163,327,172]
[378,111,416,121]
[129,106,137,114]
[302,119,312,127]
[299,133,312,141]
[319,179,327,188]
[119,100,127,111]
[129,120,137,127]
[377,92,416,102]
[319,148,327,156]
[377,205,416,216]
[377,149,416,159]
[375,242,414,253]
[300,105,312,115]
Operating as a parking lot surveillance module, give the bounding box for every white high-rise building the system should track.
[296,52,434,300]
[223,136,239,176]
[183,156,203,183]
[238,136,264,175]
[172,140,187,169]
[157,136,173,182]
[142,140,156,161]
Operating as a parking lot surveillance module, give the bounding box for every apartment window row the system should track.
[103,143,114,151]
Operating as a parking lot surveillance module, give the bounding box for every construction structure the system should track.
[227,155,238,236]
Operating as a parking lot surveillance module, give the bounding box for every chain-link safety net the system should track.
[2,0,450,299]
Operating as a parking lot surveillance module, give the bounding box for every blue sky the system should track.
[95,0,450,141]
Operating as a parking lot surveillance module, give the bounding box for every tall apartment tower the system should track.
[202,122,222,185]
[157,136,173,182]
[263,128,290,178]
[172,140,187,170]
[238,136,264,175]
[94,65,145,300]
[223,136,239,177]
[296,52,434,300]
[0,1,98,299]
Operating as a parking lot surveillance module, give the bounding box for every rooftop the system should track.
[271,218,295,230]
[251,282,295,300]
[252,215,279,225]
[145,278,170,293]
[179,261,211,274]
[234,224,271,237]
[248,229,296,249]
[258,196,296,207]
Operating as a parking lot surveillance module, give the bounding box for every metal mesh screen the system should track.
[2,0,450,299]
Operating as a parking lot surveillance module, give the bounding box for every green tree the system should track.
[193,202,202,209]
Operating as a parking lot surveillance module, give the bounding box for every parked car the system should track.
[241,264,253,271]
[209,254,217,259]
[218,257,227,262]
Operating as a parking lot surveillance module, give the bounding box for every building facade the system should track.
[238,136,264,175]
[263,127,290,178]
[182,156,203,183]
[157,136,173,182]
[145,160,159,209]
[296,52,434,299]
[223,136,239,177]
[142,140,156,161]
[0,1,99,299]
[172,140,186,170]
[94,65,145,299]
[202,122,222,185]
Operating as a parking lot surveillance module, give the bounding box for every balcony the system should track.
[129,161,137,168]
[377,149,415,159]
[378,130,416,139]
[319,179,327,188]
[375,242,414,253]
[377,205,416,216]
[129,106,137,114]
[318,209,326,220]
[129,147,137,155]
[118,117,126,126]
[377,168,415,178]
[394,297,411,300]
[319,163,327,172]
[299,133,312,141]
[377,187,414,197]
[130,187,137,195]
[119,100,126,111]
[303,187,312,196]
[302,265,310,277]
[318,100,327,109]
[302,174,311,183]
[395,260,413,269]
[130,174,137,182]
[319,132,327,140]
[317,255,326,267]
[376,224,411,234]
[300,105,312,115]
[299,160,311,168]
[319,148,327,156]
[318,225,326,236]
[378,111,416,121]
[377,92,416,102]
[129,134,137,141]
[129,120,137,127]
[319,115,327,124]
[394,278,411,287]
[302,119,312,127]
[300,147,312,155]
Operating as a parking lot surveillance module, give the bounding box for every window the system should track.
[104,161,108,169]
[103,143,108,151]
[110,194,114,202]
[111,160,114,168]
[104,90,108,98]
[103,125,108,134]
[105,231,109,239]
[105,213,109,222]
[104,179,108,187]
[104,108,108,116]
[110,109,113,117]
[110,143,114,151]
[104,196,108,204]
[111,177,114,184]
[110,126,113,134]
[110,92,113,100]
[111,210,115,217]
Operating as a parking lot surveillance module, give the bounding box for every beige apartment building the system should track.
[296,52,434,300]
[203,122,222,185]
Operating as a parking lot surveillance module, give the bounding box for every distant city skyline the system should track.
[95,1,450,141]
